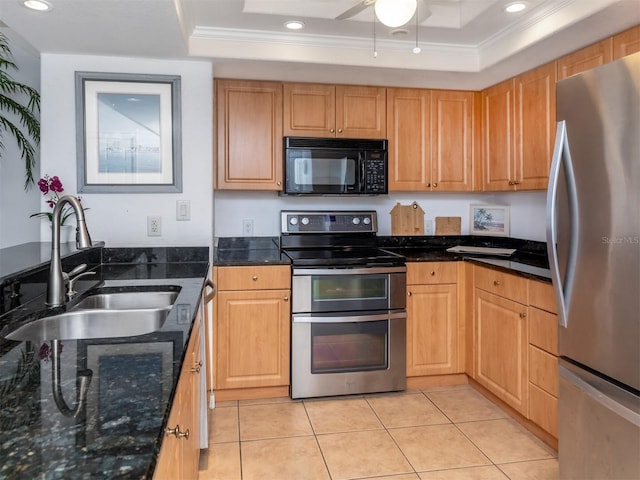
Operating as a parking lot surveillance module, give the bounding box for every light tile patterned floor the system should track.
[198,385,558,480]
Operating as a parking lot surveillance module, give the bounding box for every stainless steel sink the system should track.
[74,290,179,310]
[3,286,182,342]
[4,308,170,341]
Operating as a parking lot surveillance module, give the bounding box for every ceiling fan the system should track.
[336,0,431,27]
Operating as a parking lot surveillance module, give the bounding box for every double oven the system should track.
[280,211,407,399]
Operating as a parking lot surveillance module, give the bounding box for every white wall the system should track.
[40,54,213,248]
[0,29,41,248]
[214,190,547,241]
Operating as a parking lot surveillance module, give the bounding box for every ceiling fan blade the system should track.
[335,0,374,21]
[417,0,432,23]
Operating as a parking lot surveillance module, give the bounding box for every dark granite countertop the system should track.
[0,246,209,479]
[212,235,550,282]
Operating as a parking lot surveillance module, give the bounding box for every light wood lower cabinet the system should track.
[406,262,461,376]
[155,308,203,479]
[213,266,291,397]
[474,267,529,416]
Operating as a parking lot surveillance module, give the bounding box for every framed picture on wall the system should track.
[470,205,510,236]
[75,72,182,193]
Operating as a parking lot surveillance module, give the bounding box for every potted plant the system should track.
[0,31,40,189]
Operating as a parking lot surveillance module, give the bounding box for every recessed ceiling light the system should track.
[284,21,305,30]
[23,0,52,11]
[504,2,527,13]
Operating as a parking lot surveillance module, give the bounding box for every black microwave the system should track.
[283,137,388,195]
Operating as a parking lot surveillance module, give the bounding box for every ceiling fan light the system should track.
[375,0,417,28]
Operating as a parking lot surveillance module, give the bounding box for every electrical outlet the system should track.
[425,219,434,235]
[147,216,162,236]
[242,219,254,236]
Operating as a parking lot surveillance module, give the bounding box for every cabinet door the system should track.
[386,88,430,191]
[215,79,283,190]
[514,62,556,190]
[215,290,290,389]
[613,25,640,59]
[407,284,458,376]
[481,79,515,191]
[154,398,183,479]
[475,289,528,415]
[557,38,613,80]
[431,90,475,191]
[283,83,335,137]
[336,85,386,139]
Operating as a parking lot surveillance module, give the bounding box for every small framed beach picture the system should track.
[75,72,182,193]
[470,205,510,236]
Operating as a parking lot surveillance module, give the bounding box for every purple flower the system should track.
[49,176,64,193]
[38,177,49,194]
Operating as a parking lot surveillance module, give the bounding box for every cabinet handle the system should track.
[430,271,436,276]
[433,183,437,188]
[277,181,282,186]
[493,280,501,286]
[519,312,527,318]
[426,183,431,188]
[407,291,412,296]
[252,275,258,281]
[508,180,514,185]
[337,128,343,133]
[513,180,521,185]
[191,361,202,373]
[330,128,335,133]
[166,425,190,440]
[283,296,289,301]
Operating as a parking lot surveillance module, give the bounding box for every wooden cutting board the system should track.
[390,202,425,235]
[435,216,462,235]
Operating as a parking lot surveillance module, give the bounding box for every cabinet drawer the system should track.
[474,266,528,304]
[529,383,558,438]
[216,265,291,291]
[529,307,558,355]
[529,280,557,313]
[529,345,558,396]
[407,262,457,285]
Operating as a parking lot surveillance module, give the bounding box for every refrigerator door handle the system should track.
[546,120,579,328]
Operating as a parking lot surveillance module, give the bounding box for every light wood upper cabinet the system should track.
[514,62,556,191]
[481,78,515,191]
[557,38,613,80]
[283,83,386,138]
[482,62,555,191]
[215,79,283,190]
[613,24,640,59]
[387,88,475,191]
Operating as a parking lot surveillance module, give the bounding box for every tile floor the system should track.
[198,384,558,480]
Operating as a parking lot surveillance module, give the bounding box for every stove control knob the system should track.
[301,217,310,225]
[352,217,361,225]
[289,217,298,225]
[363,217,371,225]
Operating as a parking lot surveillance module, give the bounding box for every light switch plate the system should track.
[176,200,190,221]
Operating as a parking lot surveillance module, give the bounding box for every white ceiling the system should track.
[1,0,639,89]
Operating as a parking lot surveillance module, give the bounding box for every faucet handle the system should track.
[66,270,97,298]
[66,264,88,279]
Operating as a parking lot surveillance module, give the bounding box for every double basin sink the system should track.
[3,285,181,342]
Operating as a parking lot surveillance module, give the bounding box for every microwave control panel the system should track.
[364,152,388,193]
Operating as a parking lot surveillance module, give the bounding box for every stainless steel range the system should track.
[280,210,407,399]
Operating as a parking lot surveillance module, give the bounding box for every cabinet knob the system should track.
[330,128,335,133]
[513,180,521,185]
[426,183,431,188]
[519,312,527,318]
[433,183,438,188]
[191,361,202,373]
[337,128,343,133]
[430,271,436,276]
[508,181,514,185]
[166,425,190,440]
[277,181,282,186]
[283,296,289,301]
[407,291,412,297]
[252,275,258,281]
[493,280,501,286]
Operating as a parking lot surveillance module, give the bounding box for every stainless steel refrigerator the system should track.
[547,51,640,479]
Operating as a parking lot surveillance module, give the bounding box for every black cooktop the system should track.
[282,246,405,267]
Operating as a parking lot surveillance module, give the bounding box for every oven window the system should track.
[312,276,387,302]
[311,321,388,373]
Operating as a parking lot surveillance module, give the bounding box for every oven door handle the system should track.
[292,311,407,323]
[293,267,406,276]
